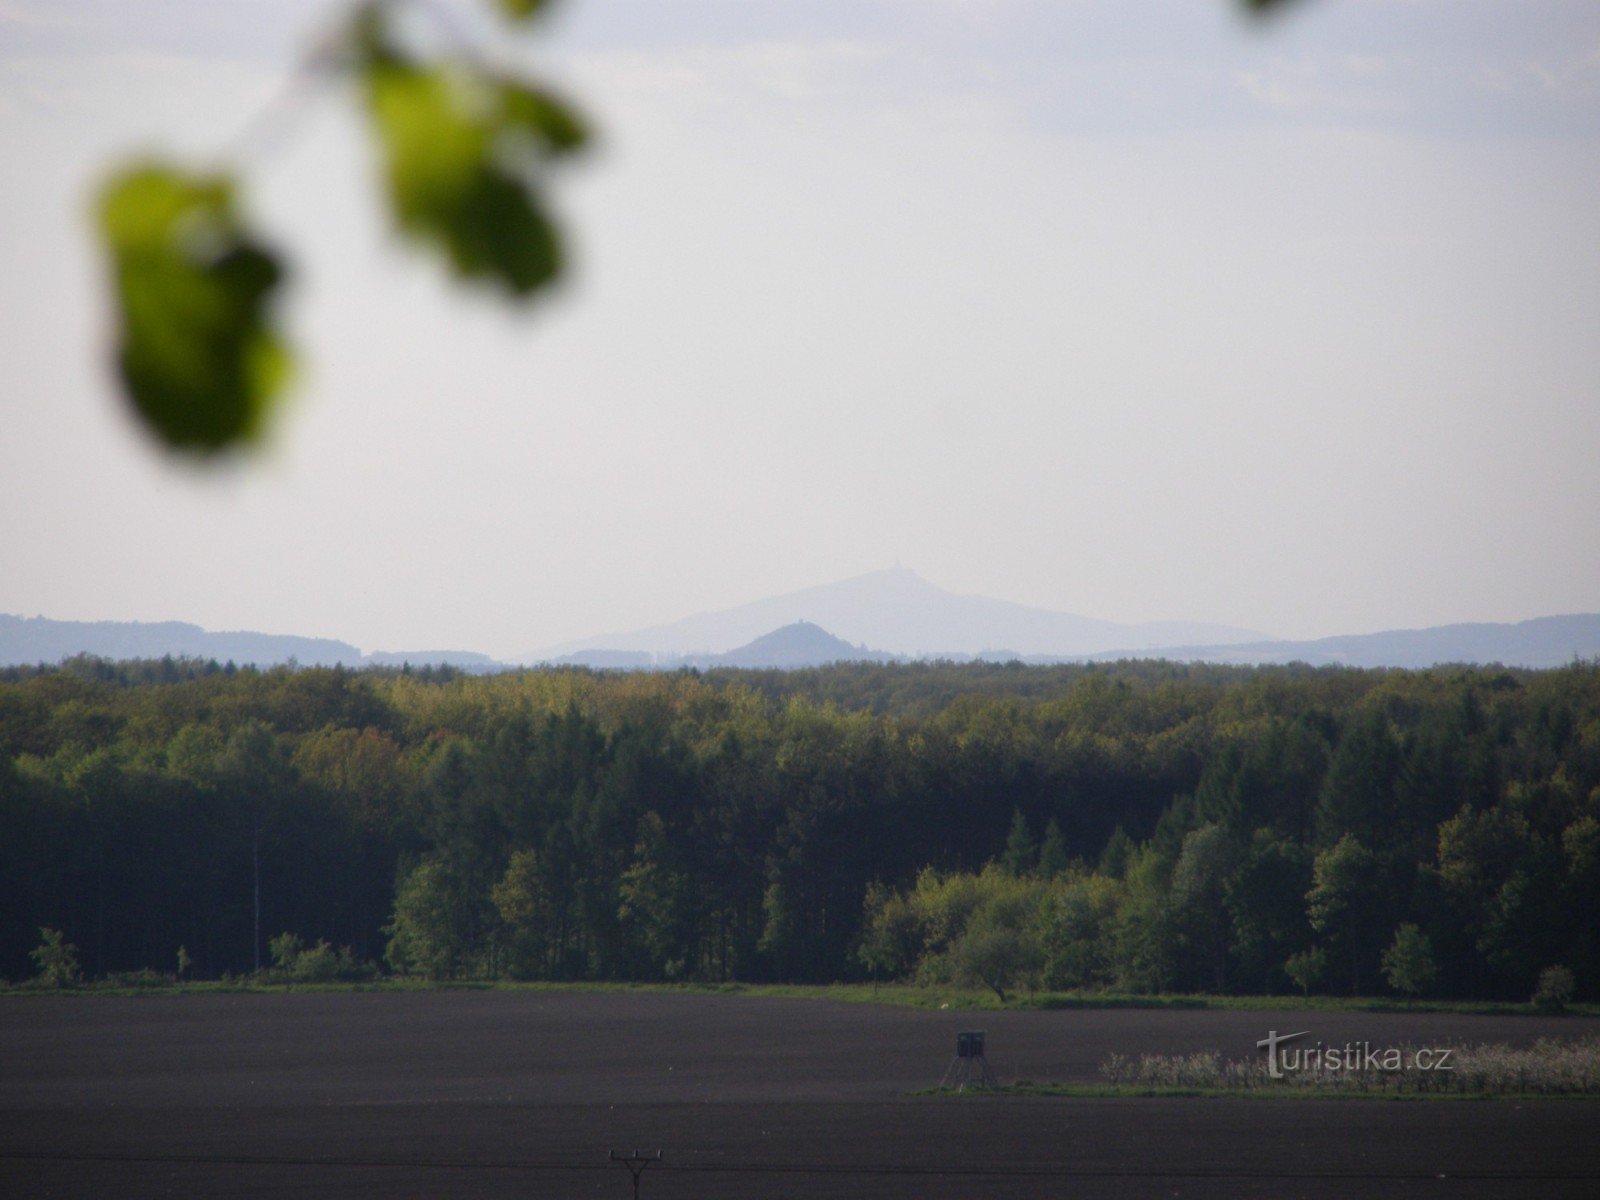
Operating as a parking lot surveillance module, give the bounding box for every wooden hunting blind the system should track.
[940,1029,994,1090]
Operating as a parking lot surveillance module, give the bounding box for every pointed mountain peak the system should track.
[833,564,942,594]
[867,564,931,581]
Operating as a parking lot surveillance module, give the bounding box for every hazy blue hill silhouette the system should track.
[0,614,364,667]
[10,597,1598,675]
[697,621,897,669]
[530,566,1267,660]
[0,614,505,671]
[553,622,896,671]
[1098,613,1600,670]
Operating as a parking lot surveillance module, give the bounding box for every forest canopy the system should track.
[2,655,1597,1001]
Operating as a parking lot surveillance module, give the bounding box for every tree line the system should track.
[1,654,1596,1000]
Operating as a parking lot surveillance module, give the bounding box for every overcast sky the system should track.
[2,0,1598,658]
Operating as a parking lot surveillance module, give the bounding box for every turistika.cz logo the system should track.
[1255,1030,1456,1079]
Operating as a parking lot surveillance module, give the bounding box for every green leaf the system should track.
[499,83,588,157]
[96,163,292,453]
[358,33,584,297]
[493,0,555,22]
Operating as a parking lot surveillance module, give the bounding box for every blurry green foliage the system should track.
[354,12,587,296]
[97,0,581,456]
[93,0,1298,456]
[96,164,291,452]
[496,0,555,20]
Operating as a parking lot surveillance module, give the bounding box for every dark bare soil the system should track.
[2,991,1596,1198]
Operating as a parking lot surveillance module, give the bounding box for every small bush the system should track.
[268,931,377,983]
[1284,947,1326,997]
[1533,965,1576,1012]
[1381,924,1437,998]
[294,940,376,983]
[29,927,82,989]
[268,931,304,974]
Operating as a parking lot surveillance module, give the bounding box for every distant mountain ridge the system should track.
[7,586,1599,674]
[529,567,1268,661]
[1097,613,1600,671]
[551,613,1600,673]
[0,614,502,672]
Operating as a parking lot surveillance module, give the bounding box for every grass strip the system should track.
[3,977,1596,1018]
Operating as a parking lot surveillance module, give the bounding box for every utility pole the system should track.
[608,1149,663,1199]
[252,822,262,974]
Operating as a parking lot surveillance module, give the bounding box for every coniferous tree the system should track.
[1001,809,1036,876]
[1037,819,1070,878]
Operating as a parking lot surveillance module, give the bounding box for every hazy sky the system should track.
[3,0,1598,658]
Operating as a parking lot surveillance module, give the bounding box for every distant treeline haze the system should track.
[1,657,1597,1000]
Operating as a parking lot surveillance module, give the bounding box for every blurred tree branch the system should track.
[96,0,1300,457]
[96,0,583,454]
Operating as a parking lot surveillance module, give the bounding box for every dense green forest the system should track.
[2,655,1597,1000]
